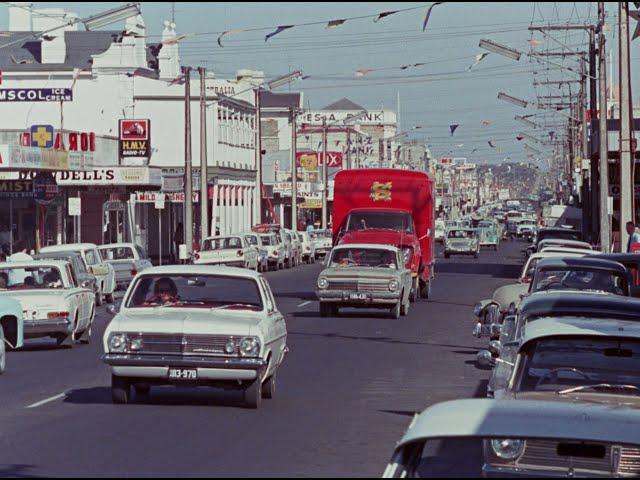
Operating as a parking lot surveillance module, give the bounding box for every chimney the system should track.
[158,20,180,79]
[32,8,78,64]
[8,2,33,31]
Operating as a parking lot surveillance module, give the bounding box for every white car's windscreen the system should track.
[203,237,243,250]
[0,266,65,289]
[260,235,276,246]
[99,247,135,260]
[126,274,263,310]
[330,248,397,269]
[532,269,626,295]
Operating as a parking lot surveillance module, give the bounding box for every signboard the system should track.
[161,174,183,192]
[295,151,343,168]
[0,179,33,198]
[298,110,396,126]
[300,199,322,209]
[272,182,316,197]
[68,197,81,216]
[135,191,199,203]
[161,167,201,190]
[0,88,72,102]
[155,193,166,210]
[119,119,151,160]
[30,125,55,148]
[33,172,58,205]
[16,167,161,186]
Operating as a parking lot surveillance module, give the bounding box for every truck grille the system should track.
[516,440,614,473]
[618,446,640,474]
[327,279,389,292]
[128,333,234,356]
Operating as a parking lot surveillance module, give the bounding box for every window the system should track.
[330,248,397,269]
[245,235,258,246]
[346,211,414,233]
[100,247,135,260]
[203,237,243,250]
[532,268,626,295]
[84,250,98,266]
[1,266,65,290]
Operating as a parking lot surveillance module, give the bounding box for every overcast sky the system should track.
[1,2,638,166]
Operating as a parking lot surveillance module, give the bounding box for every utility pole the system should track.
[290,107,298,230]
[346,129,351,170]
[198,66,208,241]
[589,27,599,243]
[254,87,262,225]
[183,66,193,259]
[321,119,328,229]
[598,1,611,253]
[619,2,633,251]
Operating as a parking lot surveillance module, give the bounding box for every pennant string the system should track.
[422,2,444,32]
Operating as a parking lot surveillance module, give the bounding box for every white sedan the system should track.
[0,260,95,347]
[98,243,153,290]
[102,265,288,408]
[41,243,116,304]
[194,235,259,270]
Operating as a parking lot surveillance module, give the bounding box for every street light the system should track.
[266,70,303,90]
[83,3,141,30]
[498,92,528,108]
[515,115,540,128]
[479,39,522,61]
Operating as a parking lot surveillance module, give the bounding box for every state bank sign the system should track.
[119,119,151,162]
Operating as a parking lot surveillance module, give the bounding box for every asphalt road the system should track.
[0,240,524,478]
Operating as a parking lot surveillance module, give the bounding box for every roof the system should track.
[519,291,640,322]
[41,243,97,252]
[0,260,69,269]
[332,243,399,252]
[203,235,242,241]
[259,90,302,109]
[136,265,262,280]
[322,97,364,110]
[394,399,640,450]
[535,256,626,273]
[521,317,640,348]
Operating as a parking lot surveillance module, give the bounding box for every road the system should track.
[0,241,524,478]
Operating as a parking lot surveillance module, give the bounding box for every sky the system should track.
[1,2,639,167]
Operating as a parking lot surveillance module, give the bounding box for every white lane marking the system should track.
[25,392,66,409]
[297,300,313,307]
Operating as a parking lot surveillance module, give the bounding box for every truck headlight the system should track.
[239,337,260,357]
[108,333,128,353]
[490,438,525,460]
[388,280,399,292]
[317,277,328,289]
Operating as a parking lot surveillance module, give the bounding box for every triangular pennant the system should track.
[467,52,489,71]
[374,11,398,22]
[528,38,544,46]
[265,25,294,42]
[481,120,491,126]
[449,124,459,136]
[488,140,496,148]
[161,33,193,45]
[326,19,346,29]
[355,68,372,77]
[516,134,524,141]
[422,2,444,31]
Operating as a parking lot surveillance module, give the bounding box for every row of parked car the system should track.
[444,225,640,477]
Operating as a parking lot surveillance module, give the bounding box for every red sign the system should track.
[19,130,95,152]
[295,151,342,168]
[119,119,150,158]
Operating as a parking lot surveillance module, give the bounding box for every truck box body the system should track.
[332,169,435,288]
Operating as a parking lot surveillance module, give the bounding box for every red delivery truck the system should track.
[332,169,435,301]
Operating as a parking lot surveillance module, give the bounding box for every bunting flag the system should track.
[488,140,496,148]
[355,68,372,77]
[467,52,489,71]
[629,10,640,40]
[422,2,444,31]
[326,19,346,28]
[217,29,245,48]
[400,62,426,70]
[126,68,157,79]
[374,11,398,22]
[70,67,87,89]
[470,148,478,154]
[527,38,544,46]
[549,131,555,140]
[265,25,294,42]
[481,120,491,126]
[456,143,464,148]
[449,124,459,136]
[516,134,524,141]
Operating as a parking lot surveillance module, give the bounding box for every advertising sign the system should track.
[68,197,81,216]
[0,88,72,102]
[295,151,343,168]
[0,179,33,198]
[33,172,59,205]
[119,119,151,159]
[30,125,55,148]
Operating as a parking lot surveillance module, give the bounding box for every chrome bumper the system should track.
[23,318,71,337]
[316,290,400,305]
[483,464,616,478]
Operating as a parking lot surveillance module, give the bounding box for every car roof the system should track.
[35,251,83,259]
[521,317,640,349]
[538,238,591,247]
[0,260,69,269]
[539,247,595,255]
[535,256,626,273]
[518,291,640,322]
[41,243,97,252]
[394,399,640,450]
[332,243,399,252]
[203,235,243,240]
[136,265,262,279]
[591,253,640,265]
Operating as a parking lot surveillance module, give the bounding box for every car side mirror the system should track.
[81,280,92,289]
[106,303,120,315]
[477,350,495,367]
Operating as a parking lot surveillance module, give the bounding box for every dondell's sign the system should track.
[0,88,72,102]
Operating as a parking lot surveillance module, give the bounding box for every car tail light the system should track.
[48,311,69,319]
[194,253,200,260]
[520,277,531,284]
[272,250,278,256]
[237,249,243,257]
[131,268,138,276]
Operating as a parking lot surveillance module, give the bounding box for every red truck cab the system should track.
[332,169,435,300]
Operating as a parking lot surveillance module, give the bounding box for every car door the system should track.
[259,277,286,371]
[65,264,88,331]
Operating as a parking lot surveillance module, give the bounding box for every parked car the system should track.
[259,233,285,271]
[434,219,446,243]
[102,265,288,408]
[98,243,153,291]
[382,398,640,478]
[592,252,640,297]
[0,260,95,347]
[40,243,116,304]
[444,228,479,259]
[35,251,100,306]
[0,296,23,374]
[477,220,500,251]
[242,232,269,273]
[316,244,412,319]
[312,229,333,258]
[298,231,316,263]
[194,235,259,270]
[285,229,302,267]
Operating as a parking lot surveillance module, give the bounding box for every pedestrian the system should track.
[626,221,640,253]
[174,222,184,263]
[7,240,33,285]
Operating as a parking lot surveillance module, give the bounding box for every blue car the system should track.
[0,296,24,374]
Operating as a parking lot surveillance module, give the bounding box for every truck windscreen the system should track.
[346,211,414,233]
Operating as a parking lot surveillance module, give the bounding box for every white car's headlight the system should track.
[388,280,399,292]
[490,438,525,460]
[239,337,260,357]
[108,333,128,353]
[318,277,328,289]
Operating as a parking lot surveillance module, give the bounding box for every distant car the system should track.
[285,229,302,267]
[477,220,499,251]
[242,232,269,273]
[312,229,333,258]
[316,244,412,319]
[194,235,259,270]
[0,260,95,347]
[41,243,116,304]
[434,219,446,243]
[102,266,288,408]
[516,219,536,238]
[298,231,316,264]
[98,243,153,291]
[259,233,285,271]
[35,251,100,306]
[0,296,23,374]
[444,228,479,259]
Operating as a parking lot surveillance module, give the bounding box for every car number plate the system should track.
[349,292,368,301]
[168,368,197,380]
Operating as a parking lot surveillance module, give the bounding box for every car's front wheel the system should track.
[95,292,103,307]
[390,300,401,319]
[0,325,6,375]
[112,375,131,404]
[244,378,262,409]
[262,372,276,399]
[105,293,114,304]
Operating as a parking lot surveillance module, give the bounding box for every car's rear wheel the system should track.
[444,253,450,259]
[243,378,262,409]
[112,375,131,404]
[420,280,431,299]
[262,372,276,399]
[95,292,103,307]
[78,310,93,345]
[409,277,418,302]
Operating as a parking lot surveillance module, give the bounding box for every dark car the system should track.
[535,227,583,249]
[591,253,640,297]
[34,251,100,304]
